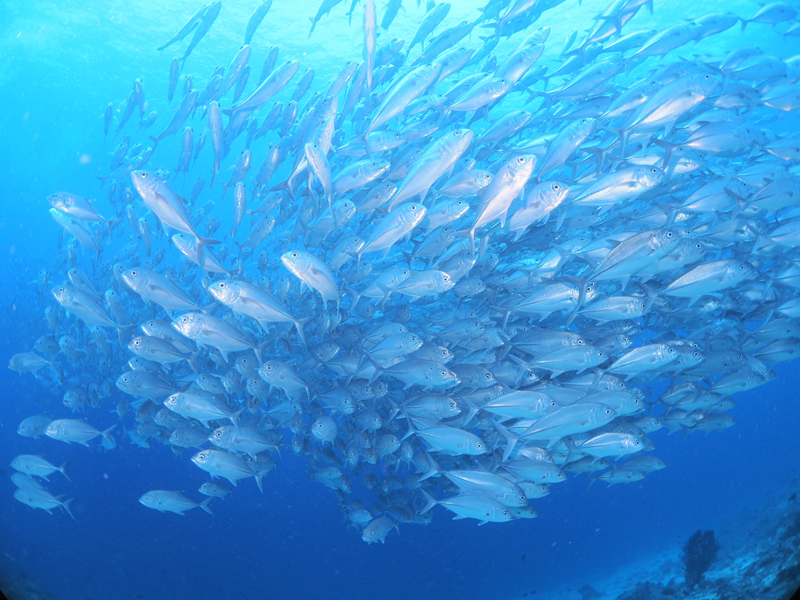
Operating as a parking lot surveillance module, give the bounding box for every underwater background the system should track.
[1,1,800,599]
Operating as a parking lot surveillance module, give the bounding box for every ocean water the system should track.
[1,1,800,599]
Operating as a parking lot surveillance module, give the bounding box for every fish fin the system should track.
[195,236,223,261]
[293,316,313,347]
[61,497,76,520]
[401,416,418,442]
[230,407,246,431]
[101,425,117,448]
[59,460,72,482]
[493,421,518,463]
[420,489,437,514]
[462,397,479,428]
[366,356,384,384]
[199,497,214,515]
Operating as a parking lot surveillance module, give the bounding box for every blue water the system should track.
[1,1,800,599]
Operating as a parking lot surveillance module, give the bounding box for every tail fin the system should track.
[195,235,223,260]
[230,407,246,431]
[101,425,117,448]
[59,460,72,482]
[62,497,76,520]
[421,489,437,514]
[493,421,519,463]
[199,497,214,515]
[418,451,440,481]
[293,316,313,347]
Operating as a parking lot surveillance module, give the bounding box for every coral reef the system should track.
[681,530,720,589]
[560,483,800,600]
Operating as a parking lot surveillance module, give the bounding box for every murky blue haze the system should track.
[1,1,799,599]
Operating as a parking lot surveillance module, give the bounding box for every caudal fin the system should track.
[101,425,116,448]
[195,235,223,260]
[421,489,437,514]
[61,497,76,520]
[199,497,214,515]
[59,460,72,482]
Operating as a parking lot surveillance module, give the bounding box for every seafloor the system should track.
[537,480,800,600]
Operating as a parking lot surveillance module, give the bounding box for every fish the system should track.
[10,0,800,548]
[244,1,273,45]
[130,170,221,257]
[139,490,214,515]
[10,455,70,481]
[157,4,210,51]
[14,488,75,519]
[45,419,116,447]
[179,1,222,66]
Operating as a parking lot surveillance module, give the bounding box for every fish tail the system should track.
[187,350,203,373]
[230,407,246,431]
[62,497,76,520]
[101,425,116,448]
[199,497,215,515]
[59,459,72,482]
[294,317,313,347]
[195,235,223,260]
[116,324,136,347]
[458,392,479,425]
[493,420,519,462]
[420,489,437,514]
[366,356,384,384]
[344,282,362,311]
[254,340,268,364]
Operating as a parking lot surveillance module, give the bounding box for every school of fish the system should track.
[8,0,800,542]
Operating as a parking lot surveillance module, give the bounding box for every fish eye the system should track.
[739,264,745,270]
[291,252,298,258]
[651,168,658,173]
[219,282,226,288]
[666,231,673,237]
[517,157,525,163]
[552,184,560,190]
[141,172,148,178]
